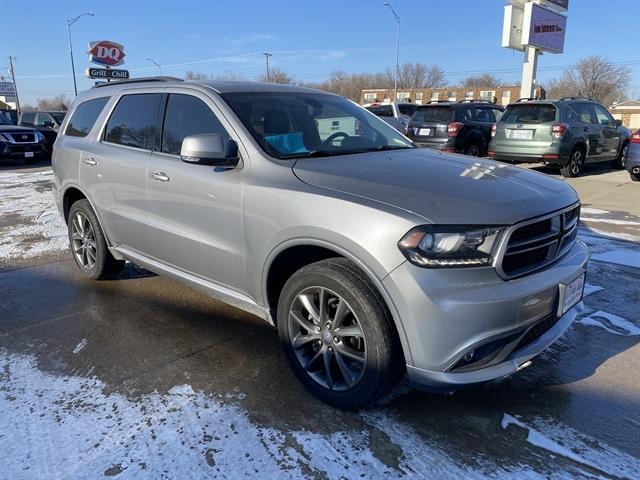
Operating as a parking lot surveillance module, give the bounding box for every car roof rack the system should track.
[559,96,592,101]
[458,99,493,104]
[424,100,453,104]
[92,76,184,88]
[515,97,539,102]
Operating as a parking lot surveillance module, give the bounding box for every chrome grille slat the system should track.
[496,203,580,279]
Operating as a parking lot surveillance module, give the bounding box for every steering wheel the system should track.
[323,131,350,147]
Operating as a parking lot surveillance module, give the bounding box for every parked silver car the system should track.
[52,78,588,408]
[365,102,417,133]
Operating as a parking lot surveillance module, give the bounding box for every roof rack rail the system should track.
[458,99,493,104]
[424,100,453,104]
[559,96,591,101]
[92,76,184,88]
[515,97,538,102]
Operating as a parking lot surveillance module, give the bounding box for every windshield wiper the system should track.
[276,150,337,159]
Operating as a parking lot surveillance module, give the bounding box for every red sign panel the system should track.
[87,40,126,67]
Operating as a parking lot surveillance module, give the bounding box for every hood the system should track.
[0,125,37,133]
[292,149,578,225]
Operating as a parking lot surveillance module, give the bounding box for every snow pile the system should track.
[578,311,640,336]
[0,170,68,264]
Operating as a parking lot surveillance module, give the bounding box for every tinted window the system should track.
[568,103,594,124]
[51,112,66,124]
[21,112,36,125]
[398,104,417,116]
[104,94,161,149]
[366,105,393,117]
[411,106,453,123]
[161,94,229,155]
[35,113,53,126]
[501,104,556,124]
[593,104,614,126]
[474,108,495,123]
[65,97,109,137]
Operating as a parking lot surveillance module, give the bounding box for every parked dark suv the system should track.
[20,111,66,156]
[406,101,504,156]
[489,98,630,177]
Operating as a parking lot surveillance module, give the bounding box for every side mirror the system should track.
[180,134,239,167]
[613,119,623,128]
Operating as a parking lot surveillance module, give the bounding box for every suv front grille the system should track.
[499,204,580,279]
[6,132,36,143]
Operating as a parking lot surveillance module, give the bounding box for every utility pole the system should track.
[67,12,94,96]
[262,52,272,82]
[384,2,400,102]
[8,56,21,117]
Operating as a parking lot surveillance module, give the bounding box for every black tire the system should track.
[277,258,404,409]
[560,147,585,178]
[612,141,629,170]
[67,199,124,280]
[464,143,482,157]
[631,172,640,182]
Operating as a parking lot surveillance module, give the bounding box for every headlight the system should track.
[36,131,46,143]
[398,225,506,268]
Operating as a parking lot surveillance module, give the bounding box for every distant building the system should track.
[610,100,640,130]
[361,85,546,106]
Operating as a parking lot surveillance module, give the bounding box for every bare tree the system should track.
[213,71,247,81]
[460,73,502,88]
[184,71,210,81]
[36,94,70,111]
[259,67,291,84]
[384,63,447,89]
[561,55,630,105]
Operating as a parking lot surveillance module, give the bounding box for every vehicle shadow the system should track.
[0,157,51,172]
[522,161,618,178]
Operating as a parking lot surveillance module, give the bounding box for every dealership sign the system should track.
[85,67,130,80]
[521,3,567,53]
[87,40,126,67]
[0,82,16,96]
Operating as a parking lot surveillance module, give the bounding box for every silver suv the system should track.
[53,78,588,408]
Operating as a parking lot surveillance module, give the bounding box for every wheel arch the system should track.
[262,239,413,365]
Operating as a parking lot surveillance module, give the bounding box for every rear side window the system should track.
[65,97,109,137]
[104,94,162,149]
[501,104,556,124]
[366,105,393,117]
[161,94,229,155]
[411,107,453,123]
[398,104,417,116]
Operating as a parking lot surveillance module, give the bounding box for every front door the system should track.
[145,91,246,293]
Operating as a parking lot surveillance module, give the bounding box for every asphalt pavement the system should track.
[1,158,638,479]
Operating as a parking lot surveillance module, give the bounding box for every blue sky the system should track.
[2,0,639,105]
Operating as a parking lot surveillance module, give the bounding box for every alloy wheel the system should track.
[620,145,628,168]
[570,150,583,176]
[287,286,366,391]
[467,145,481,157]
[71,212,97,270]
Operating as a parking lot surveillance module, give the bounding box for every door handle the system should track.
[83,157,97,166]
[583,128,589,132]
[150,172,170,182]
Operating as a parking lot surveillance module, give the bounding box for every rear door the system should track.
[569,103,601,159]
[592,104,622,160]
[145,90,246,292]
[83,92,163,251]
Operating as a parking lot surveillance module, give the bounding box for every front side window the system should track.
[104,94,162,149]
[21,112,35,125]
[593,104,614,126]
[65,97,109,138]
[35,113,54,127]
[161,94,229,155]
[222,91,413,159]
[570,103,595,124]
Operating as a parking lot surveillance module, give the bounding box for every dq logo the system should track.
[87,41,126,67]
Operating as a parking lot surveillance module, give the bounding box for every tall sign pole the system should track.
[520,46,539,99]
[7,56,20,117]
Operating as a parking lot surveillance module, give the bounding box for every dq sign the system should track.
[87,40,126,67]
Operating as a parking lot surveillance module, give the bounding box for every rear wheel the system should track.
[68,199,125,280]
[561,147,584,178]
[277,258,404,409]
[612,142,629,169]
[464,143,482,157]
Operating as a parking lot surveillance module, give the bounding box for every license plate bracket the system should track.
[24,151,34,158]
[419,128,431,136]
[560,273,585,316]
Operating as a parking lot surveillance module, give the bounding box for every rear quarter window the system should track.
[65,97,109,137]
[501,104,556,124]
[411,107,453,123]
[366,105,394,117]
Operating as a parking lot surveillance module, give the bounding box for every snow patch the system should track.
[581,207,609,215]
[578,311,640,336]
[583,283,604,297]
[591,249,640,269]
[581,217,640,226]
[168,384,195,396]
[72,338,87,354]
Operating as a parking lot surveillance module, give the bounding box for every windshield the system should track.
[501,104,556,124]
[411,106,453,123]
[222,91,414,159]
[51,112,66,124]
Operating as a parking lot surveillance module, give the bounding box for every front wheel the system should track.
[68,199,125,280]
[277,258,404,409]
[561,148,585,178]
[631,172,640,182]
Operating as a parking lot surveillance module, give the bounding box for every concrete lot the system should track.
[0,158,639,478]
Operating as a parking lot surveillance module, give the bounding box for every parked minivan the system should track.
[490,98,630,177]
[53,78,588,408]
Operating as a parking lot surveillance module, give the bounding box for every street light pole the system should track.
[67,12,94,97]
[384,2,400,102]
[262,52,272,82]
[147,58,162,76]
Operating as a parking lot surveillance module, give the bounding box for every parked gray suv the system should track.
[53,78,588,408]
[490,98,630,177]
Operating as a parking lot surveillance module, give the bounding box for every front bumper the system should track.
[0,141,47,160]
[383,239,588,390]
